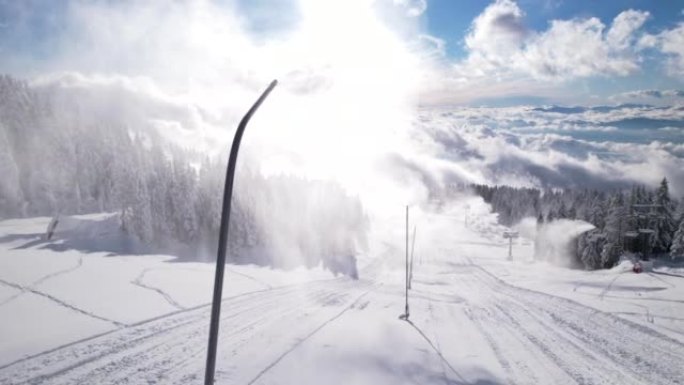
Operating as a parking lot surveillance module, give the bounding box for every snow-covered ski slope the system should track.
[1,199,684,385]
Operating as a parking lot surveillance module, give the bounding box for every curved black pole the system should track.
[205,79,278,385]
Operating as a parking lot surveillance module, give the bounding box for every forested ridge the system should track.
[0,75,367,275]
[462,182,684,269]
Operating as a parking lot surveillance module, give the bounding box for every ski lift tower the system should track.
[623,204,663,261]
[503,230,519,260]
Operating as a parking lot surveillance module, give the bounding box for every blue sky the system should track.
[424,0,684,59]
[416,0,684,105]
[1,0,684,106]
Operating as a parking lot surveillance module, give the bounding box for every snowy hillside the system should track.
[1,198,683,384]
[0,76,368,274]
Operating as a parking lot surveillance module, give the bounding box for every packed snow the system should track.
[1,197,683,385]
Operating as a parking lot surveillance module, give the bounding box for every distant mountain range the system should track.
[532,104,655,114]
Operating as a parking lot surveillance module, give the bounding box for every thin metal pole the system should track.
[508,237,513,260]
[205,80,277,385]
[409,225,416,289]
[404,205,409,319]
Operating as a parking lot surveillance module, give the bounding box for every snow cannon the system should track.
[632,261,643,274]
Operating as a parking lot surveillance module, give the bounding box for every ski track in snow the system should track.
[459,264,684,385]
[0,246,395,385]
[412,280,467,384]
[0,276,124,328]
[0,277,369,385]
[131,269,186,311]
[405,318,467,384]
[652,270,684,279]
[648,272,677,288]
[130,266,272,311]
[579,291,684,305]
[245,289,373,385]
[32,257,84,286]
[625,302,655,324]
[0,256,83,307]
[2,240,684,384]
[598,272,624,300]
[225,267,273,290]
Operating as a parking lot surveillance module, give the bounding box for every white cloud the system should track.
[415,34,446,58]
[420,3,654,104]
[463,0,527,72]
[638,22,684,77]
[521,16,638,79]
[613,89,684,100]
[637,33,658,49]
[414,105,684,196]
[393,0,427,17]
[454,2,649,81]
[606,9,650,49]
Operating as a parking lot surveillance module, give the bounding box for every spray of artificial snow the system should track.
[532,219,595,267]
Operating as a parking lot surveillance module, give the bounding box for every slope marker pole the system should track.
[401,205,409,320]
[409,225,416,289]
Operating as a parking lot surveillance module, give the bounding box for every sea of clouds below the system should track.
[409,103,684,197]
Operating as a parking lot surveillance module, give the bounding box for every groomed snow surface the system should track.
[1,199,683,385]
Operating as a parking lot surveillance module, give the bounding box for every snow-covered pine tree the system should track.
[546,210,556,223]
[110,134,138,232]
[127,145,153,243]
[577,229,606,270]
[601,192,626,268]
[672,220,684,259]
[130,172,153,242]
[148,146,173,242]
[557,202,568,219]
[675,198,684,224]
[0,122,22,216]
[169,154,199,244]
[587,196,606,230]
[195,156,222,243]
[653,178,676,254]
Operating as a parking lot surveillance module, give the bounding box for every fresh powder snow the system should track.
[1,197,683,384]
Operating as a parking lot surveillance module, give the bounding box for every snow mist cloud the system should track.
[534,219,595,267]
[24,0,436,214]
[4,0,449,270]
